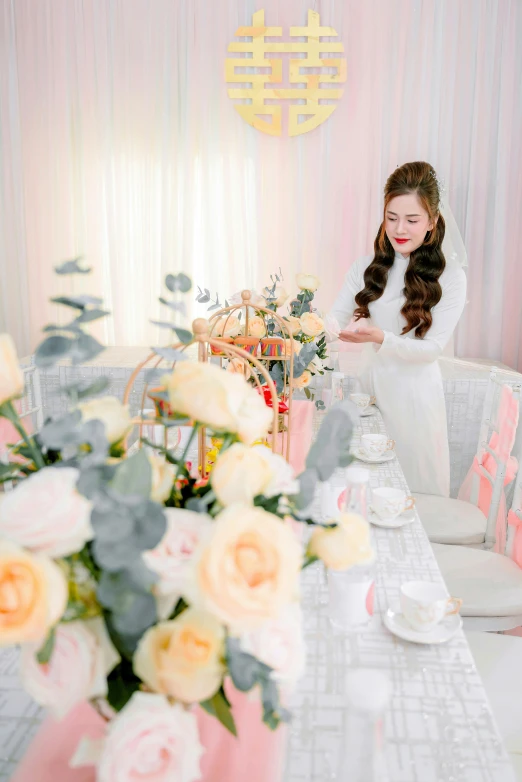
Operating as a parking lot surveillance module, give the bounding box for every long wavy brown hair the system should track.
[354,161,446,338]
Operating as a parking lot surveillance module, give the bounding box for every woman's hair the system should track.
[354,161,446,338]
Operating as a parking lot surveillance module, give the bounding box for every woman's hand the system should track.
[339,326,385,345]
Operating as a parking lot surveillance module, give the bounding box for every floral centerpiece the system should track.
[0,260,370,782]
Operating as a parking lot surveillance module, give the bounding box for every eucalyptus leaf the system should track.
[207,303,221,311]
[74,308,110,324]
[150,320,175,330]
[306,402,355,481]
[110,591,157,637]
[106,661,141,712]
[159,297,186,314]
[35,335,74,368]
[269,362,285,394]
[111,449,152,499]
[51,294,103,310]
[173,327,192,344]
[293,467,318,510]
[70,333,105,365]
[226,637,264,692]
[39,411,83,449]
[165,273,192,293]
[61,376,110,400]
[43,322,83,334]
[55,258,91,275]
[196,294,210,304]
[201,688,237,737]
[151,346,187,363]
[36,628,56,664]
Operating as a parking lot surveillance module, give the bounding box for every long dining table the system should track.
[284,406,516,782]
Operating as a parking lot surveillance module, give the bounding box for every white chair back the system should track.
[469,368,521,549]
[0,364,44,491]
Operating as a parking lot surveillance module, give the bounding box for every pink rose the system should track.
[0,467,92,558]
[239,605,305,688]
[71,692,204,782]
[20,618,120,719]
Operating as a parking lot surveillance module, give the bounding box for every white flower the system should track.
[212,315,242,338]
[0,467,93,558]
[20,619,120,719]
[252,445,299,496]
[71,692,204,782]
[308,513,375,571]
[239,605,305,687]
[229,290,265,307]
[265,286,288,308]
[211,443,273,505]
[299,312,325,337]
[147,454,176,503]
[0,334,24,406]
[296,273,320,292]
[247,316,267,338]
[78,396,132,445]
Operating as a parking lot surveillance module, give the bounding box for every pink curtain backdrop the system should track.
[0,0,521,368]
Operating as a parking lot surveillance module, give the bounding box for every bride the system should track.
[327,161,467,496]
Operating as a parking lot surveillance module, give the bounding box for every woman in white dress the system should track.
[328,162,467,496]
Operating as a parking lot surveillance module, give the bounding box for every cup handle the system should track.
[445,597,463,616]
[387,439,395,451]
[369,396,376,405]
[404,496,416,511]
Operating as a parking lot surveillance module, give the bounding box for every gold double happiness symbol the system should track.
[225,9,347,137]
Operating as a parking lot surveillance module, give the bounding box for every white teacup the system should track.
[371,487,415,520]
[400,581,462,633]
[361,434,395,458]
[350,393,376,414]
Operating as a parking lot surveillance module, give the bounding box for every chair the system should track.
[0,364,44,491]
[432,431,522,632]
[416,368,521,549]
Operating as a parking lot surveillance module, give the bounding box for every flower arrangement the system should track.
[0,260,369,781]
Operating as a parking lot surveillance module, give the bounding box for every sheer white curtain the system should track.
[1,0,521,369]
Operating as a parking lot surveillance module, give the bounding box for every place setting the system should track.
[383,581,463,645]
[352,433,397,464]
[349,392,377,417]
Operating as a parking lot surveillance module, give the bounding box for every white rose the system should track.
[292,370,312,388]
[78,396,132,445]
[233,383,273,445]
[71,692,204,782]
[239,605,305,687]
[265,286,288,308]
[20,618,120,719]
[0,467,93,558]
[299,312,325,337]
[143,508,213,599]
[212,315,242,338]
[296,273,320,292]
[211,443,273,505]
[147,454,176,503]
[247,316,267,338]
[283,316,302,336]
[0,334,24,406]
[229,290,265,308]
[252,446,299,497]
[308,512,375,571]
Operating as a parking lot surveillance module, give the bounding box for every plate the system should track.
[383,608,462,645]
[368,508,416,529]
[359,406,377,417]
[352,448,396,464]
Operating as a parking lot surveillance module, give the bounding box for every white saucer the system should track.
[383,608,462,645]
[353,448,396,464]
[359,406,377,417]
[368,508,416,529]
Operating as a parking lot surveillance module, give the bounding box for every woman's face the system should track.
[384,192,436,255]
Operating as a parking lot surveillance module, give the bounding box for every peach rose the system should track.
[226,358,252,380]
[299,312,325,337]
[20,618,119,719]
[283,316,302,336]
[212,315,242,338]
[210,443,273,506]
[143,508,213,599]
[307,513,375,571]
[283,339,302,358]
[78,396,132,445]
[247,316,266,338]
[296,273,320,292]
[147,454,176,503]
[292,369,312,389]
[0,467,93,558]
[0,541,67,646]
[71,692,204,782]
[185,504,302,631]
[134,608,225,703]
[0,334,24,406]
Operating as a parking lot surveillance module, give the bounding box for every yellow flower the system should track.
[133,608,225,703]
[0,334,24,406]
[307,513,374,571]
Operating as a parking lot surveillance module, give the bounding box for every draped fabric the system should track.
[1,0,521,368]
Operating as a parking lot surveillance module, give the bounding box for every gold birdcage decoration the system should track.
[206,290,295,460]
[122,316,282,479]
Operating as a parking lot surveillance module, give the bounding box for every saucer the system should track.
[368,508,416,529]
[359,406,376,417]
[383,608,462,645]
[353,448,396,464]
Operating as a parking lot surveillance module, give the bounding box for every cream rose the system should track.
[308,513,374,571]
[143,508,213,599]
[0,334,24,406]
[213,315,242,338]
[0,541,67,646]
[71,692,204,782]
[299,312,325,337]
[78,396,132,445]
[134,608,225,703]
[20,618,120,719]
[226,358,251,379]
[211,443,273,506]
[283,339,302,358]
[266,286,288,308]
[185,504,302,631]
[292,369,312,389]
[252,446,299,497]
[239,605,305,687]
[296,273,320,292]
[233,386,273,445]
[247,316,266,338]
[283,316,302,336]
[0,467,93,558]
[147,454,176,503]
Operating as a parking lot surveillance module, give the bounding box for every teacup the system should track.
[350,393,376,414]
[371,487,415,520]
[361,434,395,458]
[400,581,462,633]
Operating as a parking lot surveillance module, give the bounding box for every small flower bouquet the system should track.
[0,261,369,782]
